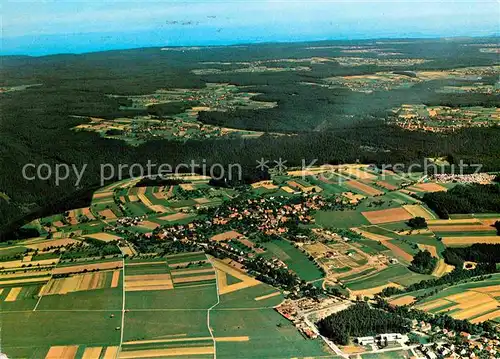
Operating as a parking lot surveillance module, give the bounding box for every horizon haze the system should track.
[2,0,499,56]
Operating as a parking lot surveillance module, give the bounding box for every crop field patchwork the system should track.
[74,83,279,145]
[344,179,384,196]
[343,263,431,297]
[3,173,498,357]
[415,287,500,323]
[53,260,123,275]
[41,270,119,295]
[2,311,122,358]
[401,275,500,323]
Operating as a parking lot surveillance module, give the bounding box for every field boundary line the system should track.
[33,254,61,311]
[117,256,125,359]
[206,255,220,359]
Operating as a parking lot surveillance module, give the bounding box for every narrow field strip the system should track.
[118,346,215,358]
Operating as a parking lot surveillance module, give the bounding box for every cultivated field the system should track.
[415,282,500,323]
[361,207,413,224]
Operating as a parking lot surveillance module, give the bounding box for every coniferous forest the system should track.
[422,184,500,219]
[316,302,410,344]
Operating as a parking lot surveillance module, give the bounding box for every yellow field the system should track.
[119,346,214,358]
[383,241,413,262]
[453,302,499,320]
[84,232,122,242]
[417,299,450,311]
[111,270,120,288]
[361,207,413,224]
[350,228,391,242]
[138,220,160,230]
[215,336,250,342]
[120,245,135,256]
[45,345,79,359]
[470,310,500,324]
[472,285,500,293]
[194,197,211,204]
[81,347,102,359]
[350,282,403,298]
[412,182,447,192]
[341,167,376,180]
[102,347,119,359]
[288,164,371,177]
[211,258,261,295]
[25,237,81,250]
[98,209,117,219]
[5,287,22,302]
[251,180,278,190]
[442,236,500,246]
[93,191,113,199]
[0,275,51,286]
[211,230,242,242]
[416,288,500,322]
[432,259,454,277]
[159,212,189,222]
[125,273,173,291]
[427,218,481,225]
[172,274,216,284]
[345,179,383,196]
[403,205,435,220]
[389,295,416,306]
[429,224,492,232]
[0,258,59,269]
[376,181,397,190]
[342,192,366,204]
[254,291,281,301]
[41,272,110,295]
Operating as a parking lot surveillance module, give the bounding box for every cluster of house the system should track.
[407,320,500,359]
[430,332,499,359]
[211,194,330,236]
[432,173,496,184]
[114,216,145,227]
[415,335,499,359]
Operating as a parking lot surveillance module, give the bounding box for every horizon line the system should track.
[2,33,499,58]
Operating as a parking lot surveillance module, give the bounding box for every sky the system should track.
[2,0,499,56]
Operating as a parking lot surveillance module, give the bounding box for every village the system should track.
[3,165,499,359]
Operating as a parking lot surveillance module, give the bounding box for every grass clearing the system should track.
[314,210,370,228]
[211,308,330,359]
[262,240,323,282]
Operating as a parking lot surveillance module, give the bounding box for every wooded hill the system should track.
[1,37,499,235]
